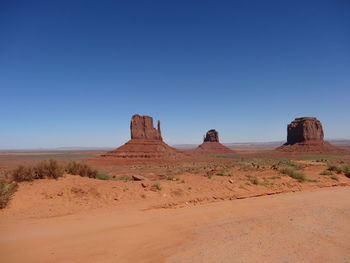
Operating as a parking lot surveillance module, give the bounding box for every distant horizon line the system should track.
[1,138,350,151]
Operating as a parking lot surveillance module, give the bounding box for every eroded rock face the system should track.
[194,129,235,154]
[286,117,324,145]
[102,114,187,160]
[130,115,162,140]
[204,129,219,142]
[277,117,346,153]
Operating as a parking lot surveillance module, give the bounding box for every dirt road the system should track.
[1,187,349,263]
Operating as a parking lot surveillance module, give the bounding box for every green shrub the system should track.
[246,175,260,185]
[0,179,18,209]
[279,167,307,182]
[152,183,162,190]
[65,161,98,178]
[320,170,333,176]
[327,164,342,173]
[96,173,110,180]
[328,163,350,178]
[342,165,350,178]
[115,176,132,181]
[330,175,339,181]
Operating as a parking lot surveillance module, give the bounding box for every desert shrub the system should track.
[320,170,333,176]
[279,167,306,182]
[328,163,350,177]
[35,159,63,179]
[10,165,37,182]
[216,170,233,176]
[96,173,110,180]
[152,183,162,190]
[216,170,225,176]
[65,161,98,178]
[10,159,63,182]
[330,175,339,181]
[246,175,260,185]
[115,176,132,181]
[342,165,350,178]
[327,164,342,173]
[0,179,18,209]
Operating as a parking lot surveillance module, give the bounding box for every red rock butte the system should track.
[277,117,345,153]
[101,114,186,160]
[194,129,235,154]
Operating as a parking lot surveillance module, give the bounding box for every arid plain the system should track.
[1,145,350,262]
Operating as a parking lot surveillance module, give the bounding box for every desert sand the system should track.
[1,186,349,263]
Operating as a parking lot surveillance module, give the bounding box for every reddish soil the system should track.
[101,139,187,161]
[1,149,350,262]
[193,141,236,154]
[0,187,349,263]
[277,141,347,153]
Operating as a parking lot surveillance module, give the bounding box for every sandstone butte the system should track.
[194,129,235,154]
[101,114,186,160]
[276,117,346,153]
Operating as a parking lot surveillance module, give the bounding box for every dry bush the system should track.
[10,159,63,182]
[35,159,63,180]
[0,179,18,209]
[65,161,98,178]
[10,165,37,182]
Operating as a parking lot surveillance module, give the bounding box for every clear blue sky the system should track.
[1,0,349,149]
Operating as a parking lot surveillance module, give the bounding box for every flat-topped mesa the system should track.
[286,117,324,145]
[203,129,219,142]
[277,117,346,153]
[130,115,162,140]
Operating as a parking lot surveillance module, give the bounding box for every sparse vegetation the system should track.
[115,176,132,181]
[65,161,98,178]
[7,160,99,182]
[216,169,233,176]
[0,179,18,209]
[328,163,350,178]
[330,175,339,181]
[152,183,162,190]
[10,159,64,182]
[246,175,260,185]
[320,170,333,176]
[279,167,307,182]
[96,173,110,180]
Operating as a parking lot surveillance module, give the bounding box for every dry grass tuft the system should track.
[65,161,98,178]
[0,179,18,209]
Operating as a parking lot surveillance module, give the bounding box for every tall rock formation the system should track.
[130,115,162,140]
[102,114,186,160]
[277,117,345,153]
[286,117,324,144]
[194,129,235,154]
[203,129,219,142]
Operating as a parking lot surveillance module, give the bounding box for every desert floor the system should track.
[0,186,349,263]
[1,148,350,262]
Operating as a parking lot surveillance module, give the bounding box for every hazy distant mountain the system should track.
[54,147,114,151]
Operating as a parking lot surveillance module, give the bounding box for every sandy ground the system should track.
[1,186,349,263]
